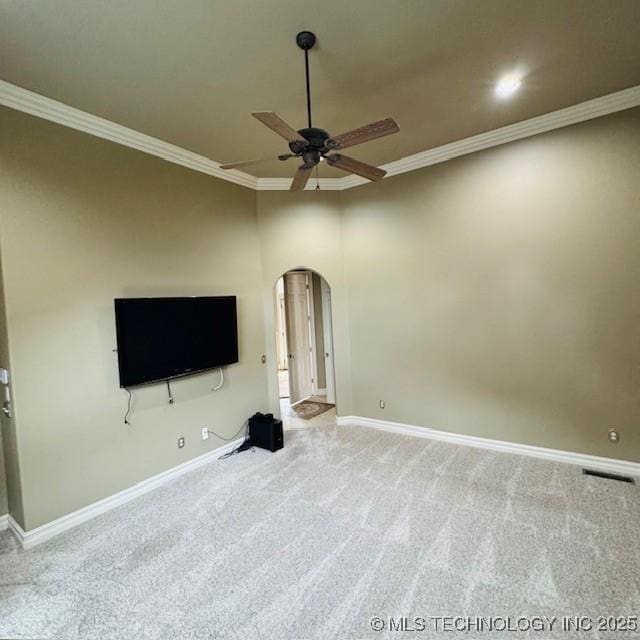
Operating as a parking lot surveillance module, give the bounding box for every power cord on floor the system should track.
[218,420,253,459]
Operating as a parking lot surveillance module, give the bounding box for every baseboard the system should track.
[9,437,245,550]
[337,415,640,476]
[316,388,327,396]
[7,514,24,545]
[0,514,8,532]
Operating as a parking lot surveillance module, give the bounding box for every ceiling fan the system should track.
[220,31,400,191]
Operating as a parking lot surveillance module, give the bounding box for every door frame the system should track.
[320,277,336,404]
[306,272,319,397]
[272,267,337,413]
[284,270,315,406]
[273,277,288,372]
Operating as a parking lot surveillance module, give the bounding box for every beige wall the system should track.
[0,237,21,521]
[0,255,7,516]
[0,107,268,529]
[341,108,640,462]
[0,413,6,514]
[311,272,326,390]
[256,191,353,417]
[1,102,638,531]
[0,433,6,516]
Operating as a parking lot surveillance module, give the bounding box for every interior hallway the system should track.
[278,338,335,431]
[280,397,337,430]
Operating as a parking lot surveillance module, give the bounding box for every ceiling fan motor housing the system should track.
[290,127,331,156]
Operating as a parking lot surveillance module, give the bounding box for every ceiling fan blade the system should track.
[328,117,399,150]
[290,166,313,192]
[325,154,386,182]
[252,112,303,143]
[219,157,274,170]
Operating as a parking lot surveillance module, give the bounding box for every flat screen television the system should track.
[115,296,238,388]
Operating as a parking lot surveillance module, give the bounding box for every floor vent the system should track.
[582,469,635,484]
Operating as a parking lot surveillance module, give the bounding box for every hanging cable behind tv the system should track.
[122,366,226,424]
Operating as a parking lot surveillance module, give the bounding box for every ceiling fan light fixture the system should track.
[495,72,522,99]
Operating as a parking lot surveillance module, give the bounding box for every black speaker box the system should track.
[248,413,284,452]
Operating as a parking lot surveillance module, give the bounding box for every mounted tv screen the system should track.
[115,296,238,388]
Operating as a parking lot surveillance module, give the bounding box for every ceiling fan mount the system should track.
[220,31,400,190]
[295,30,316,51]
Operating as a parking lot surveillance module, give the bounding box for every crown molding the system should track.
[256,176,345,191]
[1,79,639,191]
[341,84,640,190]
[0,79,258,190]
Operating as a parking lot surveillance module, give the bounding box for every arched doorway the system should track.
[273,269,336,428]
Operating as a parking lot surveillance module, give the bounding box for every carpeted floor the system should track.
[1,423,638,639]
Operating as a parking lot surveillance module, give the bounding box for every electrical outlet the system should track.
[201,427,209,441]
[608,429,619,443]
[177,437,185,448]
[379,400,385,409]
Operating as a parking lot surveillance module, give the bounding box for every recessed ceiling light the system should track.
[495,73,522,99]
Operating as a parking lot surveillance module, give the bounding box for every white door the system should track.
[284,272,313,404]
[273,279,288,371]
[320,278,336,404]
